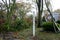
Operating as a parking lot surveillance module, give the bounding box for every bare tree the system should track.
[45,0,57,33]
[36,0,43,27]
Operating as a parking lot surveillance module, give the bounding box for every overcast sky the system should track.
[0,0,60,11]
[0,0,60,15]
[51,0,60,11]
[17,0,60,11]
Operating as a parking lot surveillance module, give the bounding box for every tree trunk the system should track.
[37,0,43,27]
[45,0,57,33]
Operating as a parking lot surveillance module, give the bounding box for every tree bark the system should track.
[37,0,43,27]
[45,0,57,33]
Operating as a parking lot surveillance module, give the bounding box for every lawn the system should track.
[0,27,60,40]
[19,27,60,40]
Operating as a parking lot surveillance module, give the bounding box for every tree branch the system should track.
[45,0,57,33]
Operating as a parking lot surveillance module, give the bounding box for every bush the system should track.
[0,23,11,32]
[57,24,60,28]
[42,16,46,22]
[0,19,31,32]
[9,19,30,32]
[42,22,58,32]
[56,20,60,24]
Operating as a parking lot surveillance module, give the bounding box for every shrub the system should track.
[0,18,31,32]
[42,16,46,22]
[56,20,60,24]
[9,19,30,32]
[42,22,58,32]
[57,24,60,28]
[14,19,29,31]
[0,23,10,32]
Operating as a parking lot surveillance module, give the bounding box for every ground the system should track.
[0,27,60,40]
[19,27,60,40]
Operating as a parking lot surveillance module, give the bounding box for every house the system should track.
[43,12,60,22]
[52,12,60,21]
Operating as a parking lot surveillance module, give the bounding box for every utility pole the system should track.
[33,12,35,37]
[32,0,36,37]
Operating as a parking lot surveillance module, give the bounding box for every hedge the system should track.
[42,22,59,32]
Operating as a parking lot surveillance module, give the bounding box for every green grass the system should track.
[19,27,60,40]
[0,27,60,40]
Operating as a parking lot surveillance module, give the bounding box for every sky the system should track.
[0,0,60,15]
[24,0,60,15]
[0,0,60,11]
[51,0,60,11]
[17,0,60,11]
